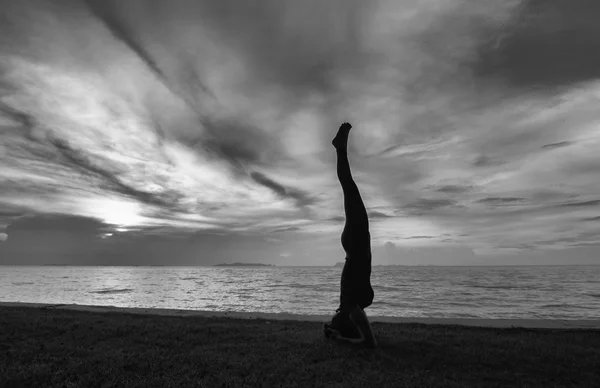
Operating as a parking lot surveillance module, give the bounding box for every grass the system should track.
[1,306,599,388]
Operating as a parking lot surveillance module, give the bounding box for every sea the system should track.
[1,265,599,319]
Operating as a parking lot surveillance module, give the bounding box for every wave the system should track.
[443,301,478,307]
[89,288,134,294]
[273,283,322,290]
[373,285,402,292]
[539,303,594,310]
[11,282,34,285]
[449,312,479,318]
[261,284,288,289]
[374,300,404,307]
[464,283,541,291]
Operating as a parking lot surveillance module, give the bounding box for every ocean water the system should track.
[1,265,599,319]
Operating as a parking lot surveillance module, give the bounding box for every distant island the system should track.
[214,263,275,267]
[334,262,344,267]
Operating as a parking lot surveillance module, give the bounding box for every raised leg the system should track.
[332,123,369,253]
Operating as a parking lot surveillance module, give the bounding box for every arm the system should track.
[349,307,377,348]
[330,332,365,345]
[328,307,377,348]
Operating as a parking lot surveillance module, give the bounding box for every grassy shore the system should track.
[1,306,599,388]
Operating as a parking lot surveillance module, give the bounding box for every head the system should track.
[328,309,361,338]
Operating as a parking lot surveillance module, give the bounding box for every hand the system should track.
[324,324,332,339]
[339,122,352,131]
[324,324,337,339]
[329,329,341,340]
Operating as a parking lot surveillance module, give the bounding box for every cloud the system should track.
[534,229,600,248]
[558,200,600,208]
[0,213,331,265]
[273,226,301,233]
[476,197,526,205]
[542,141,573,150]
[200,119,286,169]
[5,213,108,234]
[368,211,393,219]
[0,208,25,231]
[83,0,213,105]
[0,213,110,264]
[0,210,25,217]
[249,172,315,208]
[0,101,36,130]
[472,155,503,168]
[402,199,457,213]
[472,0,600,90]
[2,0,600,264]
[50,138,184,210]
[435,185,475,194]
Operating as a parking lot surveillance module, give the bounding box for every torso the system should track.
[341,253,372,291]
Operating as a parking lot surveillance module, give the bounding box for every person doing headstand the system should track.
[324,122,377,348]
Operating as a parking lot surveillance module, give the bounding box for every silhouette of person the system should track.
[324,122,377,348]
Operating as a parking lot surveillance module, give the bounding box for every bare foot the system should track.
[332,122,352,151]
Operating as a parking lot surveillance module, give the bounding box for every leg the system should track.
[333,123,373,311]
[338,150,368,232]
[332,123,370,254]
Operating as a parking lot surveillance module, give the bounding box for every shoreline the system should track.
[2,301,599,329]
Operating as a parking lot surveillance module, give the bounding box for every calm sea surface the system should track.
[1,266,599,319]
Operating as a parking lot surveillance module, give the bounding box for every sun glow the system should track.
[85,198,145,227]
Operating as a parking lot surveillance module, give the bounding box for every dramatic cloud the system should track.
[0,214,109,264]
[473,0,600,90]
[249,172,315,208]
[542,141,573,150]
[476,197,526,205]
[1,0,600,264]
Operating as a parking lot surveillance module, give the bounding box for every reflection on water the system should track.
[1,265,599,319]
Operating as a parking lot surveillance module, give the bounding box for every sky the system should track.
[1,0,600,266]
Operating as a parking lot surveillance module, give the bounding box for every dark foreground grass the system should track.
[1,307,599,388]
